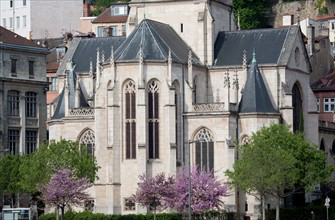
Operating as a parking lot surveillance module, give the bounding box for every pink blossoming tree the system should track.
[42,169,92,220]
[169,167,230,214]
[133,167,229,218]
[133,173,175,220]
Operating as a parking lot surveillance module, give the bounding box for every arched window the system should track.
[292,83,303,132]
[148,80,159,159]
[194,128,214,172]
[79,129,95,155]
[7,90,20,116]
[124,80,136,159]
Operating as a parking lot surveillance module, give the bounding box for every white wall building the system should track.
[0,0,82,40]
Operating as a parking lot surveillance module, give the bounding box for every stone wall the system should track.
[272,1,319,28]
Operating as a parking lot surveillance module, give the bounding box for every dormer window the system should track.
[111,5,128,16]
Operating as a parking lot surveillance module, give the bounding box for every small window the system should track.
[181,23,183,33]
[122,25,126,36]
[317,97,320,112]
[11,58,17,76]
[16,16,20,28]
[51,77,58,91]
[2,18,6,28]
[324,98,335,112]
[29,61,34,77]
[22,15,26,27]
[23,0,26,6]
[26,130,37,154]
[10,0,13,7]
[112,5,127,16]
[9,17,13,28]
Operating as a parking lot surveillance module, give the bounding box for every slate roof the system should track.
[52,36,126,119]
[57,36,126,75]
[214,26,297,66]
[238,52,277,113]
[51,70,90,120]
[113,19,202,65]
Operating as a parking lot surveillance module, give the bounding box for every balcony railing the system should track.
[69,108,94,116]
[193,103,225,112]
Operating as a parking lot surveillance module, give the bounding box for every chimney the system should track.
[307,25,315,56]
[83,3,91,17]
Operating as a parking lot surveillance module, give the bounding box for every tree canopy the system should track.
[42,169,92,220]
[92,0,131,16]
[133,167,229,218]
[19,139,99,194]
[232,0,270,29]
[226,123,333,220]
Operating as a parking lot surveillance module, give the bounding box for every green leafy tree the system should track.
[226,123,333,220]
[19,139,99,194]
[92,0,130,16]
[232,0,269,29]
[0,154,23,207]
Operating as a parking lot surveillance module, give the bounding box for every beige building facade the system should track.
[48,1,322,219]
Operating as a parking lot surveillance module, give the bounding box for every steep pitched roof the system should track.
[57,36,126,75]
[238,52,277,113]
[51,71,90,120]
[214,26,295,66]
[113,19,202,65]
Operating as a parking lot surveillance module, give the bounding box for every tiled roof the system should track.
[311,70,335,91]
[0,26,42,48]
[92,7,128,23]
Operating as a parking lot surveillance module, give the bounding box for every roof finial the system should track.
[252,49,256,63]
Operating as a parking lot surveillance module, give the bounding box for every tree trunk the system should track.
[275,196,280,220]
[262,195,265,220]
[61,206,65,220]
[154,207,156,220]
[56,206,59,220]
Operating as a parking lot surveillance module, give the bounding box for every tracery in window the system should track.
[124,80,136,159]
[79,129,95,155]
[194,128,214,172]
[148,80,159,159]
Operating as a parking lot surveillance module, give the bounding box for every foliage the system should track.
[226,123,333,220]
[168,167,230,214]
[92,0,130,16]
[38,211,183,220]
[42,169,92,220]
[0,154,22,206]
[133,173,175,219]
[19,139,99,194]
[232,0,269,29]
